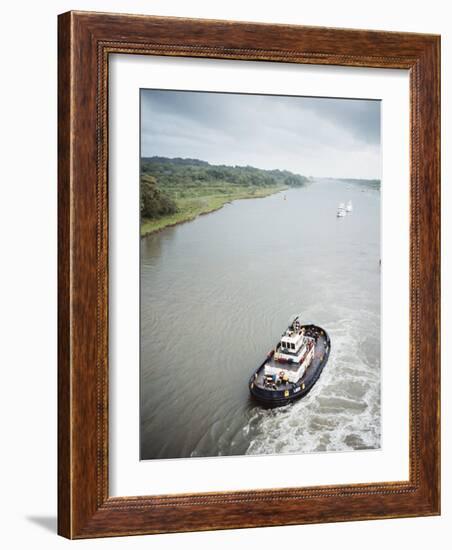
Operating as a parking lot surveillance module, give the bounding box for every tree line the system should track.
[140,156,310,220]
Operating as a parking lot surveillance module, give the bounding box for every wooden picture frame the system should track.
[58,11,440,539]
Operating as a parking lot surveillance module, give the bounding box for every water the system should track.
[140,179,380,459]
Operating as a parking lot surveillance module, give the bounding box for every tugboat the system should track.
[249,316,330,407]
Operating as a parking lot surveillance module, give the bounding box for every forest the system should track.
[140,157,310,235]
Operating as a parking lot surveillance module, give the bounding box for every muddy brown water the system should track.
[140,179,380,459]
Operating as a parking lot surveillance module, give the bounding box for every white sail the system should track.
[337,201,346,217]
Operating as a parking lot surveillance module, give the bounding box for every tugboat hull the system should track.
[249,324,330,407]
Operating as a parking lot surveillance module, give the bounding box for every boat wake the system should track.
[244,314,380,455]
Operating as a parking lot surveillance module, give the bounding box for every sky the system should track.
[140,89,381,180]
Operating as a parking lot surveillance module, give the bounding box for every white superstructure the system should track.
[264,317,315,383]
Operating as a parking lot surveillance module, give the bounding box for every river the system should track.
[140,179,381,459]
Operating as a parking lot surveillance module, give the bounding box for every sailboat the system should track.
[337,202,346,217]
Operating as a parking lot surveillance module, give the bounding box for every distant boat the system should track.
[346,200,353,212]
[337,202,346,217]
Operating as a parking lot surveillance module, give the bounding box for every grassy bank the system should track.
[140,157,310,237]
[141,184,286,236]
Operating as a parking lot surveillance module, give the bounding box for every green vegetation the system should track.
[140,157,310,236]
[141,175,178,219]
[332,177,381,190]
[354,179,380,190]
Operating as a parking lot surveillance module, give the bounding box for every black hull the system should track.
[249,324,330,407]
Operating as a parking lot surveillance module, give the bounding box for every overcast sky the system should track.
[141,89,381,179]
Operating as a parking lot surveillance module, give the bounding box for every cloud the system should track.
[141,89,381,179]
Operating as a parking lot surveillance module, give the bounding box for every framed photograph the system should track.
[58,11,440,538]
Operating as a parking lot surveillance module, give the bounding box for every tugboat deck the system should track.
[249,324,330,406]
[253,331,328,391]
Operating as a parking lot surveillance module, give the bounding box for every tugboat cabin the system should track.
[264,319,315,383]
[249,319,330,406]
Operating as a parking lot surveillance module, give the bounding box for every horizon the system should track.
[141,89,381,180]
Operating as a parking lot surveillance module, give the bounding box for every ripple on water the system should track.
[141,182,381,459]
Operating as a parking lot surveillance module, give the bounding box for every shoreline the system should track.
[140,185,287,237]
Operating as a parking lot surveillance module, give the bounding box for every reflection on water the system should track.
[140,179,380,459]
